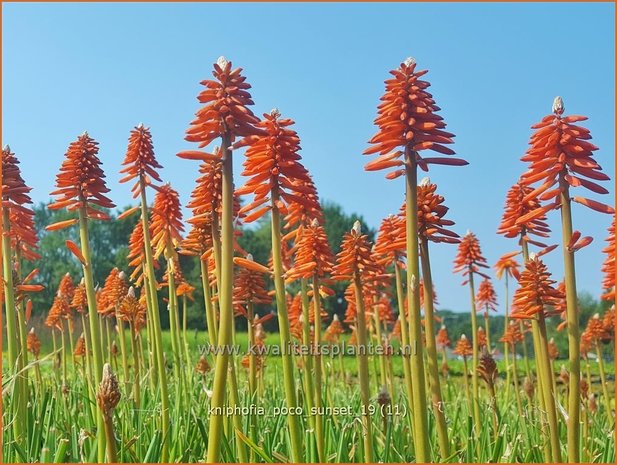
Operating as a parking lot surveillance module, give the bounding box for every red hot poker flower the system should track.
[476,278,498,313]
[363,58,465,178]
[453,231,490,282]
[374,214,406,266]
[332,222,382,285]
[235,109,317,223]
[601,218,615,301]
[49,133,115,218]
[519,97,613,216]
[498,182,551,247]
[500,321,525,346]
[233,255,272,311]
[2,145,33,206]
[436,325,451,349]
[494,252,521,281]
[150,184,184,259]
[453,334,473,358]
[416,178,460,244]
[511,255,564,320]
[120,124,163,197]
[286,220,334,282]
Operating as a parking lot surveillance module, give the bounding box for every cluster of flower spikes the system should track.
[324,314,345,344]
[476,278,498,314]
[511,255,564,320]
[363,57,465,179]
[117,287,147,332]
[49,132,115,219]
[233,255,272,316]
[519,97,613,218]
[119,124,163,197]
[99,268,128,316]
[500,321,525,347]
[453,231,490,283]
[601,218,615,301]
[234,109,318,224]
[453,334,473,358]
[2,146,39,261]
[497,182,551,248]
[150,184,184,260]
[494,251,521,282]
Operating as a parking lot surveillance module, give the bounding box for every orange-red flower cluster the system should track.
[286,220,334,282]
[150,184,184,259]
[476,278,498,313]
[71,280,87,313]
[436,325,451,349]
[511,256,564,319]
[27,328,41,357]
[585,313,609,343]
[283,177,323,233]
[233,256,272,312]
[494,251,520,281]
[497,182,551,247]
[519,98,613,216]
[99,268,129,315]
[127,221,158,286]
[453,334,473,358]
[235,109,317,223]
[601,218,615,301]
[119,124,163,197]
[324,314,345,344]
[49,133,115,218]
[373,214,406,266]
[453,231,489,282]
[118,287,147,332]
[364,58,465,179]
[500,321,525,347]
[416,180,460,244]
[332,222,382,285]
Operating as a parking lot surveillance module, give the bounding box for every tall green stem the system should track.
[467,271,481,433]
[269,192,303,462]
[404,148,430,462]
[201,259,218,346]
[393,264,415,421]
[313,275,326,462]
[419,238,450,458]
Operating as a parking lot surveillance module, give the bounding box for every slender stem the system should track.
[129,323,141,407]
[503,275,511,404]
[462,357,471,413]
[559,178,581,463]
[139,184,170,462]
[595,342,612,417]
[313,275,326,462]
[247,302,258,461]
[353,273,374,463]
[200,259,218,346]
[300,279,317,451]
[467,271,481,433]
[116,315,130,395]
[484,310,492,352]
[102,413,118,462]
[269,191,303,462]
[419,238,449,458]
[393,264,415,419]
[404,148,430,462]
[511,345,523,418]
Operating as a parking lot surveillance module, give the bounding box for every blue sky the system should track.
[2,2,615,312]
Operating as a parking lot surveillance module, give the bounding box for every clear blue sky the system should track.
[2,2,615,312]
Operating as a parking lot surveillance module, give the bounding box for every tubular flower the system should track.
[519,97,613,216]
[602,306,615,340]
[150,184,184,259]
[601,218,615,301]
[2,145,33,206]
[233,256,272,311]
[373,214,406,266]
[476,278,498,313]
[74,334,86,358]
[324,314,345,344]
[494,252,521,281]
[283,177,323,234]
[188,158,223,218]
[127,221,159,286]
[71,281,87,313]
[181,57,261,151]
[27,328,41,357]
[9,207,40,261]
[511,256,564,320]
[453,334,473,358]
[416,179,460,244]
[453,231,490,282]
[118,287,147,331]
[585,313,609,343]
[548,338,559,360]
[436,325,451,350]
[179,216,214,258]
[285,220,334,282]
[235,109,317,223]
[332,223,382,285]
[58,273,76,304]
[363,58,465,178]
[99,268,128,315]
[477,327,487,349]
[500,321,525,347]
[49,133,115,218]
[119,124,163,197]
[497,182,551,247]
[45,296,69,330]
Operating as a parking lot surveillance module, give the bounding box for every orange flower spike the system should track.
[436,325,451,349]
[2,145,33,206]
[233,255,272,309]
[235,109,317,223]
[476,278,498,313]
[150,184,184,259]
[511,255,564,320]
[417,178,460,244]
[601,217,615,301]
[494,252,521,281]
[519,97,613,215]
[453,334,473,358]
[374,214,406,266]
[498,182,551,248]
[585,313,609,342]
[283,177,323,234]
[27,328,41,357]
[58,273,76,303]
[118,287,147,330]
[364,58,465,175]
[547,338,559,360]
[101,268,129,312]
[49,132,115,215]
[9,207,40,261]
[119,124,163,197]
[453,231,490,281]
[602,306,615,339]
[477,327,487,349]
[500,321,525,346]
[332,222,381,285]
[71,280,88,313]
[286,219,334,282]
[324,314,345,344]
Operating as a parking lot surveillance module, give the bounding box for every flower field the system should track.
[1,54,615,464]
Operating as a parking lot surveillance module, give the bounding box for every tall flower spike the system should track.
[476,278,498,313]
[453,231,490,282]
[235,110,317,223]
[494,251,521,281]
[416,181,460,244]
[511,256,564,320]
[120,124,163,197]
[519,97,613,216]
[453,334,472,358]
[373,214,406,266]
[285,220,334,282]
[332,223,381,285]
[364,59,466,177]
[601,217,615,301]
[282,177,322,234]
[150,184,184,259]
[49,133,115,217]
[498,182,551,247]
[2,145,33,205]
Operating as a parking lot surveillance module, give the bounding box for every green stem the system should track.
[313,275,326,462]
[394,264,415,420]
[467,271,481,433]
[419,238,450,459]
[404,148,430,462]
[200,259,218,346]
[595,342,612,418]
[247,302,258,461]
